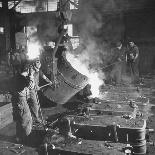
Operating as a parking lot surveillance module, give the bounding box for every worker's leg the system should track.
[110,65,117,85]
[16,96,33,141]
[115,63,122,84]
[121,61,126,84]
[133,60,140,84]
[28,90,40,122]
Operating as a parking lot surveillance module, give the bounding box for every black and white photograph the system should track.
[0,0,155,154]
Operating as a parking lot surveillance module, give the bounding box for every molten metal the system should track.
[66,52,104,98]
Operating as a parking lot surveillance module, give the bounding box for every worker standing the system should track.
[12,65,35,143]
[110,41,126,85]
[28,58,53,124]
[126,40,140,84]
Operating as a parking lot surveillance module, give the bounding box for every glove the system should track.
[36,85,40,91]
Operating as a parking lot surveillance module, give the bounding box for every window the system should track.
[70,0,79,10]
[47,1,58,11]
[13,0,58,13]
[0,27,4,34]
[15,1,36,13]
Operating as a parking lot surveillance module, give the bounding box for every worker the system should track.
[126,40,140,84]
[28,58,53,124]
[20,46,29,72]
[110,41,126,85]
[12,64,35,143]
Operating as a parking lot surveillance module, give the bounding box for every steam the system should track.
[70,0,128,86]
[66,0,134,96]
[76,0,126,41]
[24,0,132,88]
[71,0,125,72]
[26,12,58,43]
[27,26,42,60]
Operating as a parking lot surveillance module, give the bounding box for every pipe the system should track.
[100,60,125,70]
[53,29,67,58]
[39,83,52,89]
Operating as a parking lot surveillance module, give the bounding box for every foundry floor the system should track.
[0,74,155,154]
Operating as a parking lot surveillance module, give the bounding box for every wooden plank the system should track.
[0,102,13,129]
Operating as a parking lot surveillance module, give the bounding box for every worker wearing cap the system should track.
[110,41,126,85]
[12,64,35,143]
[126,41,140,84]
[28,58,53,124]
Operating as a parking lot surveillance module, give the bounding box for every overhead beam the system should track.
[11,0,22,9]
[2,0,8,10]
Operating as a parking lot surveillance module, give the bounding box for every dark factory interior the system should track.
[0,0,155,155]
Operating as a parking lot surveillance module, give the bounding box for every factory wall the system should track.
[0,11,6,60]
[125,10,155,74]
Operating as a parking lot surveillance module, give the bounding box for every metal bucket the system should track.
[117,119,146,143]
[132,140,147,155]
[118,128,146,143]
[41,53,88,104]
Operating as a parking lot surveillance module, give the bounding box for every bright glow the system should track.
[66,52,104,98]
[27,26,37,37]
[64,24,73,36]
[88,71,103,97]
[27,41,42,60]
[0,27,4,34]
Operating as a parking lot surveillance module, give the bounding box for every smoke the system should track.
[76,0,126,40]
[26,13,58,43]
[71,0,127,83]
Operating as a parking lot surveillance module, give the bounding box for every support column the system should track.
[2,0,11,53]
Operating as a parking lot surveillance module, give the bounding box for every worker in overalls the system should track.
[110,41,126,85]
[126,41,140,84]
[12,64,35,143]
[28,58,53,124]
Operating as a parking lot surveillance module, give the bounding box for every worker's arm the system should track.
[42,74,53,84]
[21,70,35,90]
[134,46,139,60]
